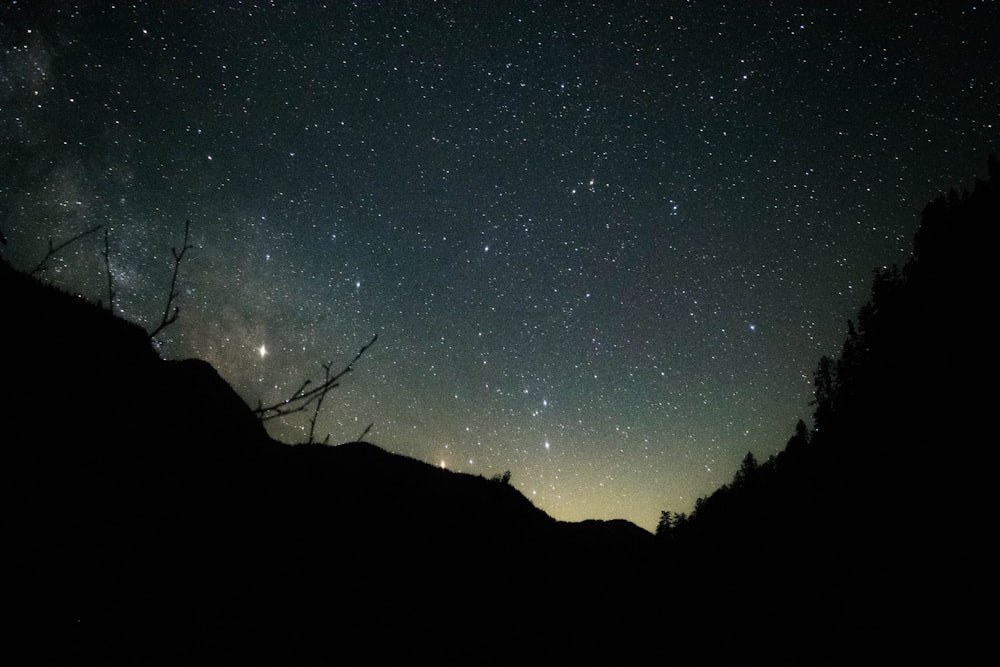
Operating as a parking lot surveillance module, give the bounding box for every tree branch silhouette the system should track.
[102,227,115,311]
[357,422,374,442]
[30,224,103,276]
[306,361,334,444]
[254,333,378,432]
[148,219,192,340]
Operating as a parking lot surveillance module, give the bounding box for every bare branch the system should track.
[290,379,312,401]
[149,219,193,340]
[30,224,103,276]
[306,362,333,444]
[357,422,374,442]
[102,227,115,311]
[254,333,378,429]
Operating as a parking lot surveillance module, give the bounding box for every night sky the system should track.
[3,2,998,532]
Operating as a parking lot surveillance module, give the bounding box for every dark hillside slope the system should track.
[0,257,655,664]
[654,157,998,665]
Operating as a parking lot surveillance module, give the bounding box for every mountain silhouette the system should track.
[0,255,655,664]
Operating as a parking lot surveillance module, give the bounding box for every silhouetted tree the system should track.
[656,510,676,543]
[837,319,864,390]
[656,510,671,535]
[785,419,810,455]
[811,355,836,434]
[490,470,512,485]
[732,451,758,489]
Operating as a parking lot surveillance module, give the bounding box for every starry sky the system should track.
[3,1,998,532]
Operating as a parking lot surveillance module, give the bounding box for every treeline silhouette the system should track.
[651,155,996,664]
[1,156,993,664]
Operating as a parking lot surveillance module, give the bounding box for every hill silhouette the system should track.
[0,256,656,664]
[2,156,993,664]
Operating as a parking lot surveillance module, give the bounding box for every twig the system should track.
[255,333,378,424]
[30,224,103,276]
[102,227,115,311]
[357,422,374,442]
[307,362,334,444]
[149,219,193,339]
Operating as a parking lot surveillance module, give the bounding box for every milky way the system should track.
[3,2,997,531]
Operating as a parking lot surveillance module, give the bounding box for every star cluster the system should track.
[3,2,997,531]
